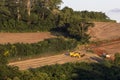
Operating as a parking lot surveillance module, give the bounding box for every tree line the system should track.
[0,0,115,32]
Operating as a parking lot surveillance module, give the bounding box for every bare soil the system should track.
[0,32,55,44]
[88,22,120,41]
[92,39,120,56]
[9,53,100,70]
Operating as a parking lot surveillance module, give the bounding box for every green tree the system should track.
[34,72,50,80]
[68,19,94,42]
[0,47,8,65]
[114,53,120,66]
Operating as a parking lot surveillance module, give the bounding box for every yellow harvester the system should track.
[69,52,81,58]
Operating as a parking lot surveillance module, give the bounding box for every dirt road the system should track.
[9,53,99,70]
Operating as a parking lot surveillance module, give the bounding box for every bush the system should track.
[114,53,120,66]
[0,38,77,59]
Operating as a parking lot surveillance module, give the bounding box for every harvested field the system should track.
[88,22,120,41]
[0,32,55,44]
[9,53,100,70]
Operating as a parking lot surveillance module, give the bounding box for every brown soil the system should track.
[9,53,100,70]
[88,22,120,41]
[0,32,55,44]
[92,39,120,56]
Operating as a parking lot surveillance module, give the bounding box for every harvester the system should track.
[69,51,85,58]
[70,52,80,58]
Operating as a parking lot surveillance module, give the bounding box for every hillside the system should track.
[88,22,120,41]
[1,22,120,70]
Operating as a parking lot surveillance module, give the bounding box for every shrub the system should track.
[0,38,77,59]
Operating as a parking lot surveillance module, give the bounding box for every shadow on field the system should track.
[90,56,103,63]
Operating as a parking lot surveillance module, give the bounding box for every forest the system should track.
[0,0,115,32]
